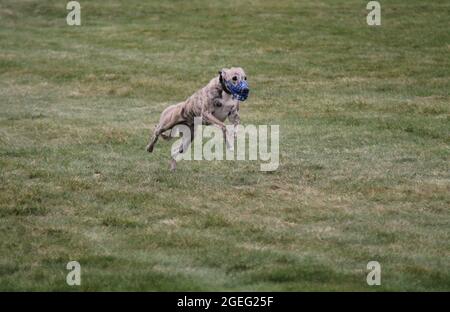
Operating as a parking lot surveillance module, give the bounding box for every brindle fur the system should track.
[146,67,247,170]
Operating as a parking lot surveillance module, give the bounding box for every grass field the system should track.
[0,0,449,291]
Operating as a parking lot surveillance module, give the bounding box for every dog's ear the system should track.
[219,68,228,79]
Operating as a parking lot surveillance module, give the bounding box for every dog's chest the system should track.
[213,95,237,121]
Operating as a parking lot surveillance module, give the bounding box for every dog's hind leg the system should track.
[146,123,178,153]
[146,124,163,153]
[169,125,195,171]
[160,131,172,141]
[146,104,184,153]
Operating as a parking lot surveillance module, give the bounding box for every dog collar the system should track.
[219,73,232,95]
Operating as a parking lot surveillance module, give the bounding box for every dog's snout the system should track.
[240,80,249,91]
[223,73,250,101]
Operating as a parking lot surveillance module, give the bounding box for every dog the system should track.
[146,67,250,170]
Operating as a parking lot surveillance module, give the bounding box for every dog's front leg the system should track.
[212,97,231,140]
[212,97,224,108]
[228,104,240,139]
[201,110,231,149]
[223,107,240,152]
[202,111,227,131]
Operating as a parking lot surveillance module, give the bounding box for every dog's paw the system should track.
[233,126,239,139]
[146,144,154,153]
[169,159,177,171]
[225,135,234,151]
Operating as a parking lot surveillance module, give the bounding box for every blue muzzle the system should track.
[225,79,249,101]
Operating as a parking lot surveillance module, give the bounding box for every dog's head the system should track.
[219,67,249,101]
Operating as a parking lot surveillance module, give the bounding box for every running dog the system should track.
[146,67,250,170]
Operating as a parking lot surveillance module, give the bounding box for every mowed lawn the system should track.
[0,0,449,291]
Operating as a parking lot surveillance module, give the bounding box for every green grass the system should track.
[0,0,449,291]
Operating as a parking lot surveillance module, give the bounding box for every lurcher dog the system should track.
[146,67,250,170]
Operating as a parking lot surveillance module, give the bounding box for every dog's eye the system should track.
[232,76,237,81]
